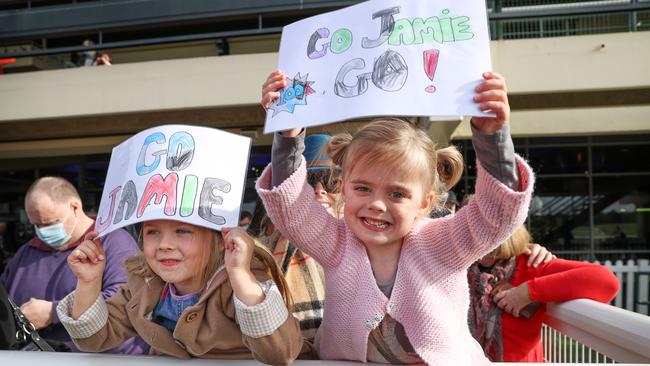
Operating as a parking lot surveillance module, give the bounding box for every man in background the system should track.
[0,176,148,354]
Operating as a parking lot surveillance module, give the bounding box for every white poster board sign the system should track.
[95,125,251,236]
[265,0,492,133]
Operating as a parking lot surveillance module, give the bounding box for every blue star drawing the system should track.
[268,72,316,117]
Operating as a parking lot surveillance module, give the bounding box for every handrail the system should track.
[0,27,282,59]
[1,301,649,365]
[544,299,650,363]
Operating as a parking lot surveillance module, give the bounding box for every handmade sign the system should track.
[95,125,251,236]
[265,0,492,133]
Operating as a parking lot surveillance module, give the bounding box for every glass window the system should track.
[525,136,587,145]
[242,145,271,223]
[593,175,650,253]
[0,169,35,256]
[592,134,650,143]
[463,146,477,177]
[525,146,588,175]
[529,177,590,252]
[592,145,650,173]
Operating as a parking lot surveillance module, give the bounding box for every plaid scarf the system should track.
[261,230,326,342]
[467,257,517,362]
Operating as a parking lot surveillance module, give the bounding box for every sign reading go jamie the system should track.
[264,0,492,133]
[95,125,251,236]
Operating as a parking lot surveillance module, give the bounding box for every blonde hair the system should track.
[487,225,532,260]
[125,225,293,308]
[327,119,463,211]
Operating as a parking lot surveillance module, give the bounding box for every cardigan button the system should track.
[186,312,198,322]
[366,320,374,331]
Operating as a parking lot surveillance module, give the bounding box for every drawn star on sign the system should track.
[269,73,316,116]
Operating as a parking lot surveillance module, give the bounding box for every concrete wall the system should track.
[492,32,650,93]
[0,31,648,156]
[0,52,278,122]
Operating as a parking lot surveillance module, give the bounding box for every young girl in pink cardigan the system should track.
[257,70,535,365]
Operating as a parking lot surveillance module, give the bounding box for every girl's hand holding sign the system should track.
[471,71,510,134]
[67,231,105,319]
[68,231,106,283]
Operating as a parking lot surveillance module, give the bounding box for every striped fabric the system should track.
[366,315,425,364]
[262,231,326,341]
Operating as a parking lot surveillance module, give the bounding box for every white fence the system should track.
[542,325,615,363]
[599,259,650,315]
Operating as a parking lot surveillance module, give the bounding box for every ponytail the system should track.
[436,146,464,191]
[326,133,353,168]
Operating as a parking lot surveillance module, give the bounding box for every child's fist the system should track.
[67,231,106,284]
[222,227,255,274]
[261,70,287,110]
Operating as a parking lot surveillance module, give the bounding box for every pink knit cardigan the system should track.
[256,157,534,365]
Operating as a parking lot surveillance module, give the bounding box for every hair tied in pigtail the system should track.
[437,156,452,188]
[435,147,464,191]
[327,133,353,168]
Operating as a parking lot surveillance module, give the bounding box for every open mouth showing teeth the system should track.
[364,218,388,229]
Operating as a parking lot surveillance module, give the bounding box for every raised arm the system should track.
[58,231,138,351]
[264,70,306,187]
[257,71,345,267]
[272,129,305,187]
[67,232,106,319]
[471,71,519,190]
[224,228,302,365]
[418,72,534,271]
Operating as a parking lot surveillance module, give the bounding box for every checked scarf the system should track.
[467,257,517,362]
[261,230,326,342]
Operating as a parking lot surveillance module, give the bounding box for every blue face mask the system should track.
[35,223,70,248]
[34,211,77,249]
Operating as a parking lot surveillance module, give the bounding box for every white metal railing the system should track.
[541,258,650,363]
[543,298,650,363]
[1,300,649,365]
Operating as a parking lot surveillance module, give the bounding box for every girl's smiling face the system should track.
[341,162,433,251]
[142,220,212,295]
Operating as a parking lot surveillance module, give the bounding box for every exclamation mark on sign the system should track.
[423,49,440,93]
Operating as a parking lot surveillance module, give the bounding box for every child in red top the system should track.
[468,225,620,362]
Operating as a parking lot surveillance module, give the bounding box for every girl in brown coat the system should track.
[56,221,302,365]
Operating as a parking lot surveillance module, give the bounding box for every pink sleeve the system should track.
[255,158,345,268]
[527,258,620,303]
[417,155,535,271]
